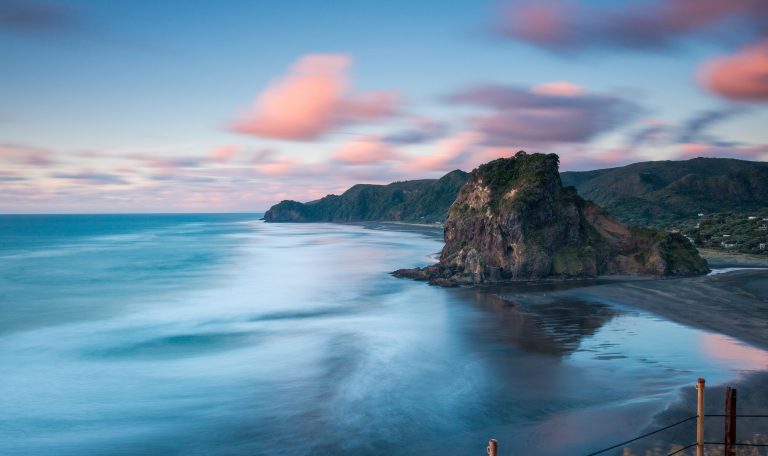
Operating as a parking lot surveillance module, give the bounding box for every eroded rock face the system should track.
[392,152,709,286]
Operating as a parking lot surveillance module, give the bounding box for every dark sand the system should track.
[499,269,768,351]
[498,269,768,455]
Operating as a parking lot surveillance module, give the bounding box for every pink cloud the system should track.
[255,156,299,176]
[531,81,585,97]
[210,145,239,162]
[407,131,486,173]
[231,54,401,141]
[498,0,768,52]
[333,136,398,164]
[698,39,768,101]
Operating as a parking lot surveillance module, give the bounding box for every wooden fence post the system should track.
[487,439,498,456]
[697,378,705,456]
[724,386,732,456]
[724,388,737,456]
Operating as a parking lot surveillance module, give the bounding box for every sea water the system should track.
[0,214,765,455]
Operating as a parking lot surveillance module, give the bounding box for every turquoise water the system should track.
[0,215,765,455]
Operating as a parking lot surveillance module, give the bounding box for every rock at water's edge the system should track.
[393,151,709,287]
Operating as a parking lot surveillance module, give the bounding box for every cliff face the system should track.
[263,170,469,223]
[393,152,709,286]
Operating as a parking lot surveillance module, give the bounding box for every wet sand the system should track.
[497,269,768,453]
[500,269,768,351]
[358,221,443,238]
[638,370,768,455]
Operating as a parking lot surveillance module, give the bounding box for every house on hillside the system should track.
[748,216,758,220]
[760,223,768,231]
[760,242,767,250]
[721,241,738,249]
[669,227,681,234]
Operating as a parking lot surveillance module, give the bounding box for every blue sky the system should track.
[1,0,767,213]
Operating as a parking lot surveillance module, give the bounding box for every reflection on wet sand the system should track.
[462,289,619,357]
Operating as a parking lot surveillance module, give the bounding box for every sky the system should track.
[1,0,768,213]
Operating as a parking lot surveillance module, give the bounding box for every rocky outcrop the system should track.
[263,170,468,223]
[393,152,709,286]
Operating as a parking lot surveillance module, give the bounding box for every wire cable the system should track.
[585,416,698,456]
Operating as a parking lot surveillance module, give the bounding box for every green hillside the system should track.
[561,158,768,227]
[264,170,469,223]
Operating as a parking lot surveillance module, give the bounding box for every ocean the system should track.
[0,214,765,455]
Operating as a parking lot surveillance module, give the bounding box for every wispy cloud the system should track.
[51,171,129,185]
[209,145,239,162]
[383,117,447,145]
[445,82,639,146]
[0,143,55,166]
[0,0,80,35]
[677,107,747,143]
[496,0,768,52]
[333,135,398,165]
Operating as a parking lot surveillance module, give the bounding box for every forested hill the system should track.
[560,158,768,227]
[263,169,469,223]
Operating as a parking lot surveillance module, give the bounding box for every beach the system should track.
[495,264,768,454]
[497,268,768,351]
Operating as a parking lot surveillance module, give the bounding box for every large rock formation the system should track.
[263,170,468,223]
[393,152,709,286]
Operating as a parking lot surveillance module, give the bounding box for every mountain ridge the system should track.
[561,157,768,226]
[264,157,768,227]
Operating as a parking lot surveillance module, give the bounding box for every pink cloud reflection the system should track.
[699,333,768,370]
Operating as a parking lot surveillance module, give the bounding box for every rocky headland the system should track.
[393,152,709,286]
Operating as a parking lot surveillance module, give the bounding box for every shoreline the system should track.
[355,220,444,238]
